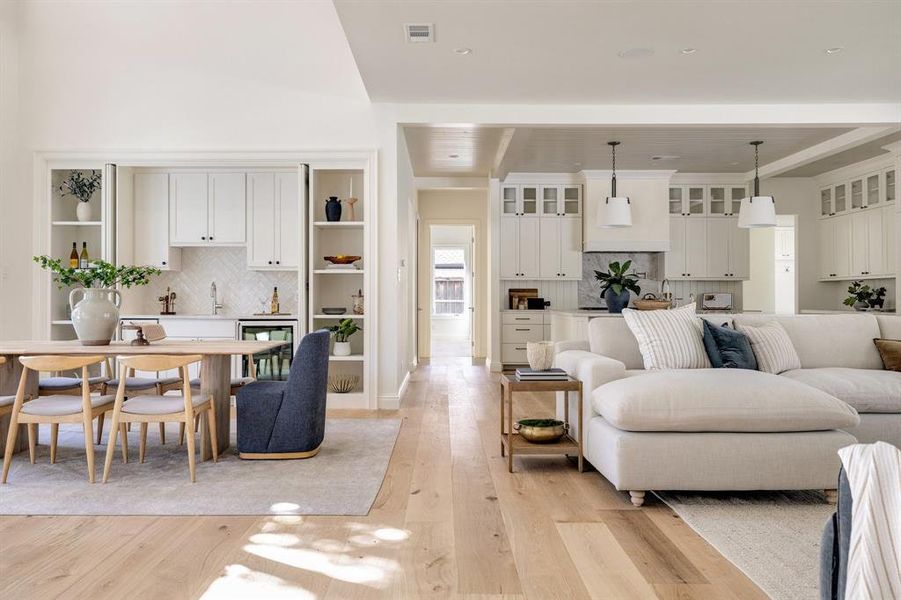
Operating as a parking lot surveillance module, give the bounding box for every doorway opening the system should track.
[427,225,474,358]
[743,214,798,314]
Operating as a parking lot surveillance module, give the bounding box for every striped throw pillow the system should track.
[735,321,801,374]
[622,303,711,370]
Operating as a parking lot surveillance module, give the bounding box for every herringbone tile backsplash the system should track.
[121,247,298,316]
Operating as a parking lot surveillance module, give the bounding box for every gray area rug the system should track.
[0,418,401,516]
[657,490,833,600]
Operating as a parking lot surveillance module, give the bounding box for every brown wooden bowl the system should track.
[324,255,362,265]
[633,299,672,311]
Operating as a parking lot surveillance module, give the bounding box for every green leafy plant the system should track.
[843,281,886,309]
[594,260,641,298]
[329,318,362,342]
[59,170,102,203]
[33,256,161,289]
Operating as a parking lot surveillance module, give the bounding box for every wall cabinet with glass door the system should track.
[500,184,538,217]
[707,185,746,217]
[820,167,895,219]
[668,186,706,216]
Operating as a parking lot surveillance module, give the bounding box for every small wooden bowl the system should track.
[324,255,361,265]
[633,299,672,311]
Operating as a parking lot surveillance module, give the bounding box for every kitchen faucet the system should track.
[210,281,223,315]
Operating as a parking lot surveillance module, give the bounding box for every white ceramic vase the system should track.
[69,288,121,346]
[333,341,352,356]
[76,201,92,222]
[527,341,555,371]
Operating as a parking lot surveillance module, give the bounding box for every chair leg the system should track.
[50,423,59,464]
[195,414,200,432]
[184,416,197,483]
[82,413,96,483]
[27,423,37,464]
[207,404,219,463]
[139,423,148,463]
[96,412,105,445]
[159,422,166,445]
[119,423,129,464]
[1,408,21,483]
[179,422,185,445]
[102,414,120,483]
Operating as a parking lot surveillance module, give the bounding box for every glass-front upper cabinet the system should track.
[669,187,683,215]
[820,187,833,217]
[669,185,706,215]
[886,168,896,204]
[501,185,518,216]
[687,186,705,215]
[541,185,559,215]
[562,185,581,216]
[866,173,880,208]
[850,178,864,210]
[834,183,847,214]
[521,185,538,216]
[708,186,727,215]
[729,186,745,215]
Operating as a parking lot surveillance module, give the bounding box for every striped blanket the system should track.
[837,442,901,600]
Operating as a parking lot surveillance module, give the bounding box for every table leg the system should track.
[577,383,584,473]
[499,382,505,457]
[200,355,231,461]
[0,354,32,455]
[507,386,514,473]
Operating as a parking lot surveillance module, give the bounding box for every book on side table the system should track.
[515,367,568,381]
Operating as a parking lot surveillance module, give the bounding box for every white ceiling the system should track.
[334,0,901,103]
[404,125,860,177]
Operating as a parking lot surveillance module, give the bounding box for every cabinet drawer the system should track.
[502,312,545,325]
[160,319,237,338]
[501,343,529,364]
[502,324,544,343]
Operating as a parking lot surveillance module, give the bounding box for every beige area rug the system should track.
[657,490,833,600]
[0,418,401,516]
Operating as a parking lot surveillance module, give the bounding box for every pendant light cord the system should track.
[752,141,762,197]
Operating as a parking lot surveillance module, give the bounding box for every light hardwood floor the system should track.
[0,359,766,599]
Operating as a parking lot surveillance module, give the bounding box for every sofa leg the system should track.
[824,489,838,504]
[629,491,646,507]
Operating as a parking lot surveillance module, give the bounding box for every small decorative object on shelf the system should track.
[329,318,361,356]
[844,281,887,311]
[515,367,568,381]
[324,255,361,265]
[321,307,347,315]
[594,260,641,314]
[325,196,342,222]
[514,419,567,444]
[351,288,364,315]
[270,286,280,314]
[158,287,177,315]
[59,170,102,222]
[33,256,161,346]
[346,178,358,221]
[633,293,672,311]
[328,374,360,394]
[526,341,554,371]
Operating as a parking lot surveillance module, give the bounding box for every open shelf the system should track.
[313,314,364,320]
[51,320,74,325]
[52,221,102,227]
[329,354,364,362]
[313,269,364,275]
[313,221,364,228]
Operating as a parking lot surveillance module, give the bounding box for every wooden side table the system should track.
[499,372,583,473]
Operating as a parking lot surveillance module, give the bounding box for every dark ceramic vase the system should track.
[604,288,631,313]
[325,196,342,222]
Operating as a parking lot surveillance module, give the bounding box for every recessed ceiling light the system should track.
[454,47,472,55]
[680,47,697,55]
[730,161,740,166]
[651,155,680,161]
[448,154,460,159]
[825,47,844,55]
[617,47,655,59]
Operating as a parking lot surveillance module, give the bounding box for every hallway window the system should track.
[433,247,465,315]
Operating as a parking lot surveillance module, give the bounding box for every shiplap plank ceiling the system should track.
[403,125,856,177]
[780,130,901,177]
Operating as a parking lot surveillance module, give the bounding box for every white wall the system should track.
[0,1,22,340]
[583,172,674,251]
[743,228,776,312]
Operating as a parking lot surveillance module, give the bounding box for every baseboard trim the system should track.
[378,371,410,410]
[486,357,503,372]
[239,446,321,460]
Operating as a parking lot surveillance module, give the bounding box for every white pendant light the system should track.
[597,141,632,228]
[737,140,777,228]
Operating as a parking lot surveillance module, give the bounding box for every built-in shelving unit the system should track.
[308,167,371,408]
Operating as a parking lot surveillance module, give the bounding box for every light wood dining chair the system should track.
[103,354,218,483]
[0,357,26,421]
[38,357,114,444]
[2,355,115,484]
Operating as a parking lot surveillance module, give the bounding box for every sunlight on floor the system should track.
[200,564,316,599]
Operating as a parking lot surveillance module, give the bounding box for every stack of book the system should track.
[515,367,568,381]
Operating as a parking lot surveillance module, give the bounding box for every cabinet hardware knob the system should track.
[162,261,167,266]
[515,328,530,331]
[268,261,272,265]
[201,236,206,240]
[276,261,280,264]
[209,236,214,240]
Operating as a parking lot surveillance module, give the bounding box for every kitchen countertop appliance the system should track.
[237,319,298,381]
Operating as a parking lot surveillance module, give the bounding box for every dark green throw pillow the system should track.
[702,320,758,370]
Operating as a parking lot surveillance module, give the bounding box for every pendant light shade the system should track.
[597,141,632,228]
[738,141,777,228]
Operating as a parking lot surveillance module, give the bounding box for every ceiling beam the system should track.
[752,125,900,179]
[491,128,531,181]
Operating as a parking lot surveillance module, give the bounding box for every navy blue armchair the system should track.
[236,330,330,459]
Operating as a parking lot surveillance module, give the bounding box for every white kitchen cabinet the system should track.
[706,185,745,217]
[850,177,864,211]
[886,168,896,204]
[501,184,518,216]
[851,209,885,276]
[820,217,852,279]
[729,220,750,279]
[822,206,891,280]
[499,217,540,279]
[666,217,707,278]
[133,173,181,270]
[820,187,833,217]
[538,216,581,279]
[866,172,881,208]
[665,217,685,279]
[668,216,746,280]
[668,186,706,216]
[170,172,246,246]
[704,218,747,279]
[539,185,582,217]
[775,227,795,260]
[884,206,896,274]
[247,172,300,269]
[819,219,835,278]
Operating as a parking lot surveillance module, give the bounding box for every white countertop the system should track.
[800,309,896,315]
[121,314,297,321]
[549,309,622,317]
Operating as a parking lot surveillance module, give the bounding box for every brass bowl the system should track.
[324,255,362,265]
[514,419,567,443]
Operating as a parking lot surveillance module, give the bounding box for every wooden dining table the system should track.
[0,339,288,460]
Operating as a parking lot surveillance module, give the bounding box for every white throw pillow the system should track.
[735,321,801,374]
[622,303,711,370]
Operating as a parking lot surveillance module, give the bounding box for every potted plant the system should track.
[594,260,641,313]
[59,170,103,222]
[843,281,886,311]
[34,256,161,345]
[328,318,361,356]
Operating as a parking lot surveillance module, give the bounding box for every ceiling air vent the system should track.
[404,23,434,43]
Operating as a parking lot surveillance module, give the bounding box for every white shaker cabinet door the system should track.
[276,172,300,269]
[665,217,685,278]
[705,218,731,278]
[169,173,208,244]
[499,217,520,278]
[684,217,707,278]
[833,216,852,278]
[134,173,176,269]
[518,217,541,278]
[559,217,582,279]
[246,173,276,268]
[538,217,560,278]
[729,219,750,279]
[208,173,246,244]
[884,206,896,275]
[866,208,884,276]
[819,220,835,278]
[850,212,869,276]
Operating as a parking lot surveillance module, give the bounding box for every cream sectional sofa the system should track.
[554,313,901,506]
